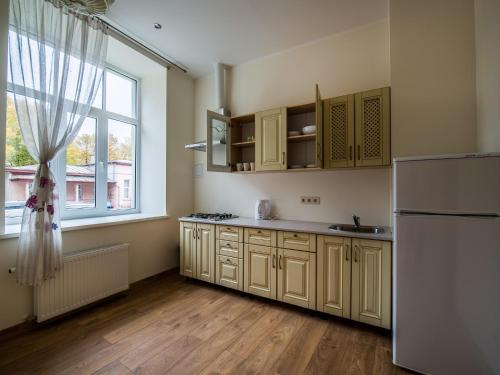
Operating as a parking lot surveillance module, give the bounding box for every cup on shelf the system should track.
[250,162,255,171]
[236,163,243,171]
[243,162,250,171]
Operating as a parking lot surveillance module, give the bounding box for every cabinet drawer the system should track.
[217,225,243,242]
[278,231,316,252]
[244,228,277,247]
[216,255,243,291]
[217,240,243,258]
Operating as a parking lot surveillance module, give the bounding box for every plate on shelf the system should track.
[305,164,316,168]
[302,125,316,135]
[289,165,305,169]
[288,131,301,136]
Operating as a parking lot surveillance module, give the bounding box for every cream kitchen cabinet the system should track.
[243,229,317,309]
[317,235,391,329]
[180,222,215,283]
[323,95,355,168]
[180,222,197,278]
[244,244,277,299]
[323,87,390,169]
[277,248,316,309]
[216,225,244,291]
[216,255,243,291]
[255,107,287,171]
[354,88,391,167]
[317,235,351,318]
[180,220,391,328]
[351,238,391,329]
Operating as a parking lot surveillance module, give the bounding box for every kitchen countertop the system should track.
[178,216,392,242]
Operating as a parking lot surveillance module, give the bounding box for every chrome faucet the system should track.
[353,215,361,227]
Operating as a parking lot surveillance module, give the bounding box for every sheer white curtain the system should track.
[8,0,108,285]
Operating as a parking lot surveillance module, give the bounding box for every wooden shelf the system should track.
[232,140,255,147]
[232,170,257,174]
[287,134,316,143]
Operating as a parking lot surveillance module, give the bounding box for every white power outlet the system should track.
[300,196,320,205]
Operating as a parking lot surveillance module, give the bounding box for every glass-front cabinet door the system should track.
[207,110,231,172]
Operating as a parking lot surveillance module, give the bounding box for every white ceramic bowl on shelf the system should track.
[302,125,316,135]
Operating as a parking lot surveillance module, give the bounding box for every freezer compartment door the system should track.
[393,214,500,375]
[394,156,500,214]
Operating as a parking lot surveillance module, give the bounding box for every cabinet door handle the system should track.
[279,255,283,269]
[197,228,201,239]
[345,244,350,261]
[192,229,195,239]
[357,145,361,160]
[349,145,353,161]
[354,245,359,263]
[282,151,285,165]
[272,254,276,269]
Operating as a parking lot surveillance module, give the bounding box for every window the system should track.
[5,67,140,223]
[123,179,130,200]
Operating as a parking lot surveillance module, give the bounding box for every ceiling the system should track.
[106,0,389,77]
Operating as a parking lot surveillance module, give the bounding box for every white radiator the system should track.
[34,243,129,322]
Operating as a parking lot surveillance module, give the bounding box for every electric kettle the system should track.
[255,200,272,220]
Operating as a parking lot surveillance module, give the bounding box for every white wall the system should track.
[475,0,500,153]
[0,33,194,330]
[194,20,392,226]
[390,0,477,157]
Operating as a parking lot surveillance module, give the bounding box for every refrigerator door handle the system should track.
[394,209,499,218]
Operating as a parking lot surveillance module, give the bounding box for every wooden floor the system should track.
[0,271,412,375]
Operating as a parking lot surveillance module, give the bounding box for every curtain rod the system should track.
[97,17,188,74]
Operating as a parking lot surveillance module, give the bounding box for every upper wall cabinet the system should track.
[323,94,355,168]
[323,87,390,168]
[207,85,390,173]
[255,107,287,171]
[207,110,231,172]
[285,85,323,170]
[354,87,391,167]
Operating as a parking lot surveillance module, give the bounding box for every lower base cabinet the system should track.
[180,221,391,329]
[216,255,243,291]
[243,243,316,309]
[317,235,391,329]
[180,222,215,283]
[317,236,351,318]
[277,248,316,309]
[244,244,277,299]
[351,238,391,328]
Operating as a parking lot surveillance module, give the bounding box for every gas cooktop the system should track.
[186,213,238,221]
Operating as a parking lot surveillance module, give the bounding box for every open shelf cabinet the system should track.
[231,114,256,171]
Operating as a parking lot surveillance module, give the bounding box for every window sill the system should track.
[0,213,169,240]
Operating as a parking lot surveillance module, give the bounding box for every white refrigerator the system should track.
[393,153,500,375]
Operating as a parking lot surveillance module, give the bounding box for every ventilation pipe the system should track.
[214,62,231,116]
[185,63,231,152]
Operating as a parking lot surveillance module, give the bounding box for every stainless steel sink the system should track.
[329,224,385,234]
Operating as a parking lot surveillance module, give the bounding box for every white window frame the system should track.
[5,65,141,223]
